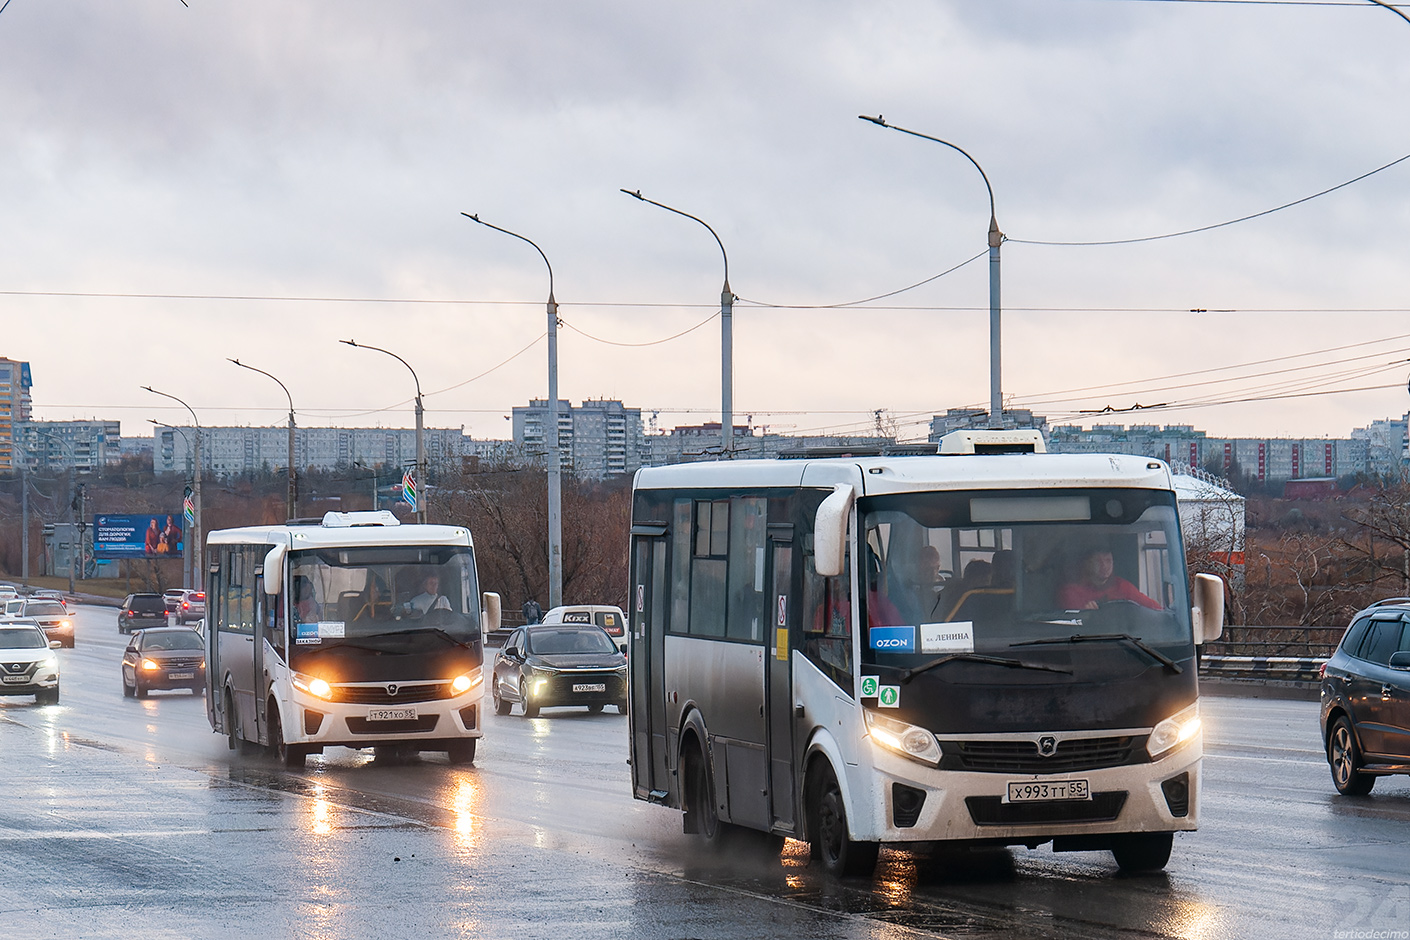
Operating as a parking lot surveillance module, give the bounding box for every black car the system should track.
[121,627,206,698]
[492,624,627,717]
[1320,598,1410,795]
[118,594,169,634]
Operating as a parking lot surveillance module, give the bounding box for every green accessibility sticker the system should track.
[878,685,900,708]
[860,675,879,698]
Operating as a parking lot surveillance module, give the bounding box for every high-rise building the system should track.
[15,420,122,472]
[512,399,649,478]
[0,358,33,471]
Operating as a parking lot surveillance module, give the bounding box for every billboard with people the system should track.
[93,513,184,559]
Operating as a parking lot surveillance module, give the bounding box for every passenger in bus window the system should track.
[894,544,944,625]
[936,558,992,620]
[1057,549,1161,611]
[293,577,318,623]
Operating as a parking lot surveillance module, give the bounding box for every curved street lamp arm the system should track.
[619,189,731,290]
[859,114,999,235]
[228,358,294,414]
[460,213,556,302]
[338,340,423,398]
[142,385,200,428]
[1364,0,1410,27]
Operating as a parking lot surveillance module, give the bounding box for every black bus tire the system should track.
[808,761,878,878]
[1111,832,1173,873]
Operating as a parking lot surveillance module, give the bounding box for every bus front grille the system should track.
[943,736,1144,774]
[331,683,453,705]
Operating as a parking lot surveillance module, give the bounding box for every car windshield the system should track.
[143,631,204,651]
[288,545,481,643]
[859,488,1194,670]
[0,627,46,649]
[528,628,616,655]
[25,602,65,617]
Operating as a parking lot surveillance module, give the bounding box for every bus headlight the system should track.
[864,710,942,766]
[451,673,480,694]
[293,674,334,700]
[1148,702,1201,760]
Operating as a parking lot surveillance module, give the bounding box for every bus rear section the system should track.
[627,437,1224,876]
[205,511,500,768]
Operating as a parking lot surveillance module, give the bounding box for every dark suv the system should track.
[1320,598,1410,795]
[118,594,169,634]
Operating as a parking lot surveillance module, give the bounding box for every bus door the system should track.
[766,528,797,831]
[252,567,275,744]
[630,528,670,800]
[217,544,259,742]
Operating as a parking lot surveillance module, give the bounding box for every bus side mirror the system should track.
[1191,572,1224,643]
[482,591,502,632]
[263,544,287,596]
[814,484,855,578]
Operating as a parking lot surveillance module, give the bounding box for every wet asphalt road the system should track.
[1,605,1408,940]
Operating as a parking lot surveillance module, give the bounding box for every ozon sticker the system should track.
[869,626,915,652]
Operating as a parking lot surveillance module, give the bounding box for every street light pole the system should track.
[339,340,425,524]
[143,386,202,589]
[860,115,1006,429]
[620,189,735,455]
[461,212,563,608]
[229,359,297,522]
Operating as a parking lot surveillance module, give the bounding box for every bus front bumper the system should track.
[850,735,1202,846]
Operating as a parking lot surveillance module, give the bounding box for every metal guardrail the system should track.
[1199,625,1338,681]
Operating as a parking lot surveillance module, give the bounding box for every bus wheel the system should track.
[447,740,476,765]
[267,707,306,770]
[809,763,878,877]
[682,745,727,846]
[1111,832,1173,873]
[224,689,238,750]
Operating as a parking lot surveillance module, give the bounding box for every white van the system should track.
[540,604,628,654]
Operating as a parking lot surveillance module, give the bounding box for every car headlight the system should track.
[292,674,334,700]
[39,656,58,671]
[141,658,161,671]
[864,710,942,766]
[1148,702,1201,759]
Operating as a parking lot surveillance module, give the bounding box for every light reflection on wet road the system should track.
[1,606,1407,939]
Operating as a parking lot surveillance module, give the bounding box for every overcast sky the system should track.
[3,0,1409,443]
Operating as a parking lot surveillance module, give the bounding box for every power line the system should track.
[1008,152,1410,247]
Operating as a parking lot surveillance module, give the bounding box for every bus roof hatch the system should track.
[321,510,402,528]
[938,429,1046,455]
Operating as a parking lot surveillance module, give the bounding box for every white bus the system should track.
[205,510,501,768]
[627,430,1224,876]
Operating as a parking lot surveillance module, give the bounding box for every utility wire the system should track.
[735,251,987,309]
[1009,152,1410,247]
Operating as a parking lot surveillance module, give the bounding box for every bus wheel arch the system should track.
[803,750,879,878]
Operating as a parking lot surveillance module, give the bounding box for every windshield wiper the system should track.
[1009,633,1183,674]
[877,653,1073,684]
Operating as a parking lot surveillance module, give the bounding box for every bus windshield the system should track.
[288,545,481,645]
[859,488,1192,668]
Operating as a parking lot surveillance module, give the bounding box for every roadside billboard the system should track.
[93,513,184,559]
